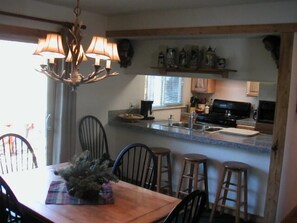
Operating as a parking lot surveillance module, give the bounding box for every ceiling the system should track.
[32,0,285,16]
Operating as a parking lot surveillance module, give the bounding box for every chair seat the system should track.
[150,147,170,155]
[224,161,249,170]
[183,153,208,162]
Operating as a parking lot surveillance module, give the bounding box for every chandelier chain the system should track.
[74,0,82,17]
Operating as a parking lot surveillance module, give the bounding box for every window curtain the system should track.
[46,62,76,165]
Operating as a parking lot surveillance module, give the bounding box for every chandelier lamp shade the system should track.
[34,0,120,90]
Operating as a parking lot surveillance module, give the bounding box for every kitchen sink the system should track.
[169,122,206,131]
[166,122,223,132]
[204,127,223,132]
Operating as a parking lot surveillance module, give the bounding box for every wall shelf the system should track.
[150,67,237,78]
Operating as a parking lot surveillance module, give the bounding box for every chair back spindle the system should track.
[112,143,157,190]
[163,190,206,223]
[79,115,109,160]
[0,133,38,175]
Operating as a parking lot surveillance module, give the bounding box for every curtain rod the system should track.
[0,10,73,28]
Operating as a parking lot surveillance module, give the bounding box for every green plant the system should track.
[55,150,118,199]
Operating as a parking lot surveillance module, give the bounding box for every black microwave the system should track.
[257,100,276,124]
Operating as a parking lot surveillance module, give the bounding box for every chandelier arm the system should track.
[82,72,107,84]
[83,71,119,84]
[37,69,64,82]
[107,72,120,77]
[84,68,107,81]
[83,75,108,84]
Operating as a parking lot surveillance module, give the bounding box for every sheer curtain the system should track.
[46,62,77,165]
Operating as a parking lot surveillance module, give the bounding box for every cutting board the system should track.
[220,128,259,136]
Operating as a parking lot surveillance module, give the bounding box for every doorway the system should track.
[0,40,47,166]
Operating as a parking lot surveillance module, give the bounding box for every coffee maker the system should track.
[140,100,154,120]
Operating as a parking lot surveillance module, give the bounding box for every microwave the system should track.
[257,100,276,124]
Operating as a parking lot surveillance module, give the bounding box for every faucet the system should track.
[188,111,196,129]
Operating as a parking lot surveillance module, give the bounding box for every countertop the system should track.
[109,111,272,154]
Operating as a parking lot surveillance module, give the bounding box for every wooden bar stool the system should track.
[176,153,209,208]
[209,161,249,223]
[150,147,173,195]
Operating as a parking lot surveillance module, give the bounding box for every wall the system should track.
[123,37,278,82]
[107,1,297,29]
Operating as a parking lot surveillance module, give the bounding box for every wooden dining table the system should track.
[2,163,180,223]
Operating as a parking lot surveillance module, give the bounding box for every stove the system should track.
[196,99,251,127]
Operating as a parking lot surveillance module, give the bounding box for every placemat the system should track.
[45,181,114,205]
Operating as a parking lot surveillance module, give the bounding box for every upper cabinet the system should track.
[191,78,216,93]
[246,81,260,97]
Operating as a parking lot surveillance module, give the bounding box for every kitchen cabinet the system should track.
[191,78,216,93]
[246,81,259,97]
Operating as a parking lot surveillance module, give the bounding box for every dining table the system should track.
[2,163,181,223]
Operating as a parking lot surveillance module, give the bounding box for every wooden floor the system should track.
[200,210,256,223]
[281,205,297,223]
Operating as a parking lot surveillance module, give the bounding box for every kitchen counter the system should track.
[108,110,272,219]
[109,112,272,154]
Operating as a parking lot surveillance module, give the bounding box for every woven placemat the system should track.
[45,181,114,205]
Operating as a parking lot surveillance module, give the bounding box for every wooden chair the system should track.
[163,190,207,223]
[79,115,110,161]
[112,143,157,190]
[0,133,38,174]
[0,176,24,222]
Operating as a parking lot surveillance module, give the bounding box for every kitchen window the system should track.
[144,76,184,108]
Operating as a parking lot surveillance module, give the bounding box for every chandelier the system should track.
[34,0,120,90]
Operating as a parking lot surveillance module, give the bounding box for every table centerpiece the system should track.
[54,150,118,200]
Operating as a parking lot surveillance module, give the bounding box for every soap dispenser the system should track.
[168,115,174,127]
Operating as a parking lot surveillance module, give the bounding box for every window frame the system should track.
[144,75,184,109]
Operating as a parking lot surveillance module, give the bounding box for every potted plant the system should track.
[54,150,118,200]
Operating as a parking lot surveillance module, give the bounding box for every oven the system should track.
[256,100,275,124]
[196,99,252,127]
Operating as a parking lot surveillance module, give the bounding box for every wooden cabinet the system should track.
[246,81,259,97]
[191,78,216,93]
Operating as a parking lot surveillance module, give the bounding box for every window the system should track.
[144,76,184,108]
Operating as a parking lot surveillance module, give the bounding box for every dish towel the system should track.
[45,181,114,205]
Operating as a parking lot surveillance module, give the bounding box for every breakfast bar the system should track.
[108,110,272,221]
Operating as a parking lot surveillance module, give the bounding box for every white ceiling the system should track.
[31,0,286,16]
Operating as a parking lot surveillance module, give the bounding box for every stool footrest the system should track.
[218,197,236,203]
[223,181,237,186]
[178,190,190,196]
[217,199,247,208]
[221,187,237,192]
[217,204,237,210]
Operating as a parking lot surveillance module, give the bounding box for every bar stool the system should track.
[209,161,249,223]
[176,153,209,208]
[150,147,173,195]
